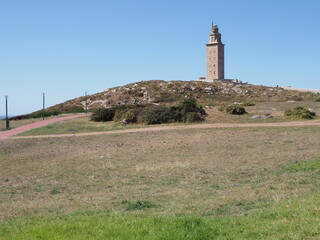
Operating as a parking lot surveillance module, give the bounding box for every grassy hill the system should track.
[7,80,317,121]
[47,80,316,113]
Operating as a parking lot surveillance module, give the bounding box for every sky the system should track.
[0,0,320,115]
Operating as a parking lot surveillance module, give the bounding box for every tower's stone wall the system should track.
[206,24,224,80]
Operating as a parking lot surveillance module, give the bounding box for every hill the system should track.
[47,80,316,113]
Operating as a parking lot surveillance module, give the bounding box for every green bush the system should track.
[113,105,145,123]
[182,112,202,122]
[140,106,172,124]
[139,99,206,124]
[93,99,207,125]
[91,108,115,122]
[315,96,320,102]
[176,98,206,122]
[121,109,139,124]
[219,104,247,115]
[284,106,316,119]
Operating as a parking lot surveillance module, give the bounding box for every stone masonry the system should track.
[206,23,225,80]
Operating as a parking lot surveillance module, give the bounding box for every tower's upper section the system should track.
[208,22,223,44]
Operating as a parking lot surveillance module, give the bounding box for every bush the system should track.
[315,96,320,102]
[182,112,203,122]
[121,109,139,124]
[139,99,207,124]
[94,99,207,125]
[219,104,247,115]
[140,106,172,124]
[113,105,145,123]
[284,106,316,119]
[91,108,115,122]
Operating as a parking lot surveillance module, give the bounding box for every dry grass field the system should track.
[1,124,319,222]
[1,101,320,239]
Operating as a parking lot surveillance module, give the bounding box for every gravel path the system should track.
[0,114,87,139]
[1,118,320,140]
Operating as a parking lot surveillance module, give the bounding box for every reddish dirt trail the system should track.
[0,114,87,139]
[2,118,320,140]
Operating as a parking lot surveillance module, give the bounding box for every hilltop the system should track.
[46,80,316,113]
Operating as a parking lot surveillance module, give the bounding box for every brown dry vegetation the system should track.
[46,80,317,112]
[1,125,320,221]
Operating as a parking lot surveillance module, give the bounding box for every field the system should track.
[1,115,320,238]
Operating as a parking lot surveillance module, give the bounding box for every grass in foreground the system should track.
[1,127,320,222]
[1,126,320,238]
[0,192,319,239]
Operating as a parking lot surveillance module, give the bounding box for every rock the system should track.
[286,100,296,102]
[251,115,268,119]
[121,119,128,124]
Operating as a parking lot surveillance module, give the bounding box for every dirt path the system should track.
[2,118,320,140]
[0,114,87,139]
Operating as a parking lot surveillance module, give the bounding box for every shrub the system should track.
[139,99,207,124]
[109,98,207,125]
[91,108,115,122]
[219,104,247,115]
[113,105,145,123]
[140,106,172,124]
[284,106,316,119]
[182,112,203,122]
[315,96,320,102]
[176,98,207,121]
[121,109,138,124]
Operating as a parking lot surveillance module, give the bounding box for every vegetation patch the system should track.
[284,106,316,119]
[219,104,247,115]
[282,158,320,173]
[91,98,207,124]
[0,193,319,239]
[240,101,255,106]
[91,108,116,122]
[315,96,320,102]
[123,200,157,211]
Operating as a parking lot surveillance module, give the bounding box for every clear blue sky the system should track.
[1,0,319,115]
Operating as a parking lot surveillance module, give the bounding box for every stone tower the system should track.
[206,23,225,80]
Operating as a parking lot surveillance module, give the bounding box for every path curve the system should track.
[0,114,87,139]
[2,118,320,140]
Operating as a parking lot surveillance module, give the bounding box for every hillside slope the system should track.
[48,80,315,112]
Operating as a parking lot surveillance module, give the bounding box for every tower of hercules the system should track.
[206,23,225,80]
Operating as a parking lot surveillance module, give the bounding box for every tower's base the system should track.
[198,77,243,84]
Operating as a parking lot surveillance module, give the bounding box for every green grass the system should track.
[18,116,145,136]
[0,192,319,239]
[282,158,320,173]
